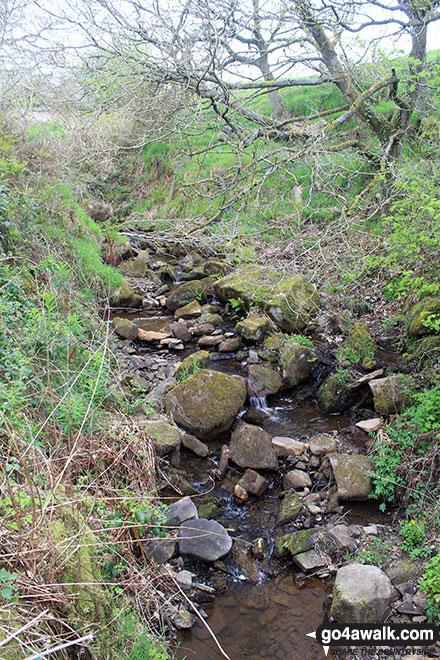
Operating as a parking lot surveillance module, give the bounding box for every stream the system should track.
[112,265,392,660]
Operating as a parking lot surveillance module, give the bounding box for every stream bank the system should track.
[109,244,431,659]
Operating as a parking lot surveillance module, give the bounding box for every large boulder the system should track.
[407,297,440,336]
[235,315,271,342]
[247,364,283,398]
[369,374,412,414]
[229,423,278,470]
[111,317,138,340]
[178,519,232,561]
[166,278,212,311]
[316,373,350,413]
[331,563,392,623]
[214,266,320,332]
[329,453,373,500]
[164,369,246,439]
[279,338,317,387]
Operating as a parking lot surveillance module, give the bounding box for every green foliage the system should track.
[288,334,313,349]
[229,296,250,320]
[420,553,440,624]
[371,384,440,507]
[350,538,393,567]
[117,611,169,660]
[399,518,430,559]
[0,568,19,603]
[177,358,202,382]
[335,367,349,385]
[367,162,440,300]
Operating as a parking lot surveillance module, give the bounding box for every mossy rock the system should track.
[275,528,321,558]
[247,363,283,397]
[176,350,210,380]
[118,253,149,277]
[337,320,375,367]
[235,315,271,342]
[164,369,247,439]
[330,563,392,623]
[316,373,350,413]
[279,338,317,387]
[329,453,373,500]
[166,277,212,311]
[277,492,304,525]
[197,495,222,519]
[369,374,412,414]
[175,300,203,320]
[138,420,182,457]
[407,297,440,337]
[214,266,320,332]
[110,280,142,308]
[111,316,138,340]
[203,259,233,276]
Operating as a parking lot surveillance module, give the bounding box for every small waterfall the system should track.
[249,395,270,412]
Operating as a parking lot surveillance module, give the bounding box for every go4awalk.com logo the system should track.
[307,616,440,656]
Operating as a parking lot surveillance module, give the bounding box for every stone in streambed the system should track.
[143,537,176,564]
[272,436,308,457]
[175,300,203,319]
[329,453,373,500]
[275,527,322,558]
[316,373,350,414]
[407,297,440,337]
[235,315,271,342]
[283,469,312,490]
[229,423,278,470]
[111,317,139,340]
[164,369,246,439]
[170,320,192,342]
[277,492,304,525]
[175,351,210,380]
[279,339,317,387]
[369,374,412,414]
[181,432,209,457]
[139,420,181,457]
[331,563,392,623]
[110,280,142,308]
[178,519,232,561]
[219,336,242,352]
[167,497,198,526]
[235,469,268,497]
[247,364,282,398]
[309,433,337,456]
[166,278,212,311]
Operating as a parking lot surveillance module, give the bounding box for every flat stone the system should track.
[167,497,198,526]
[181,432,209,458]
[138,329,172,342]
[190,323,215,336]
[309,434,337,456]
[356,418,382,433]
[326,525,358,552]
[271,436,308,457]
[139,420,182,457]
[293,549,329,571]
[283,469,312,490]
[331,563,392,623]
[363,524,378,535]
[178,519,232,561]
[229,423,278,470]
[218,337,242,352]
[198,335,223,347]
[236,469,268,497]
[329,453,373,500]
[396,597,422,615]
[174,300,203,320]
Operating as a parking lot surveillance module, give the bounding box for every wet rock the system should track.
[309,433,337,456]
[138,329,172,342]
[175,570,193,590]
[386,559,426,584]
[166,468,195,495]
[171,320,192,342]
[356,418,382,433]
[293,550,329,572]
[178,519,232,561]
[166,278,211,311]
[214,266,320,332]
[277,492,304,525]
[369,375,412,414]
[218,337,242,352]
[331,563,392,623]
[407,297,440,336]
[181,432,209,457]
[252,537,266,559]
[272,436,308,458]
[241,408,270,425]
[197,496,221,520]
[316,374,350,414]
[167,497,198,526]
[164,369,247,439]
[247,364,283,398]
[161,337,184,350]
[236,469,268,497]
[283,469,312,490]
[343,321,376,368]
[235,315,271,342]
[110,281,143,308]
[112,317,139,341]
[234,484,249,501]
[175,350,210,380]
[248,350,259,364]
[168,606,194,630]
[275,527,321,557]
[229,423,278,470]
[326,525,358,552]
[140,420,182,457]
[329,453,373,500]
[174,300,203,320]
[279,339,317,387]
[143,537,176,564]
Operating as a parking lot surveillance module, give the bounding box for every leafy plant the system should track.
[350,538,393,567]
[0,569,19,602]
[288,334,313,350]
[399,518,430,559]
[229,296,249,320]
[177,358,202,382]
[420,552,440,624]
